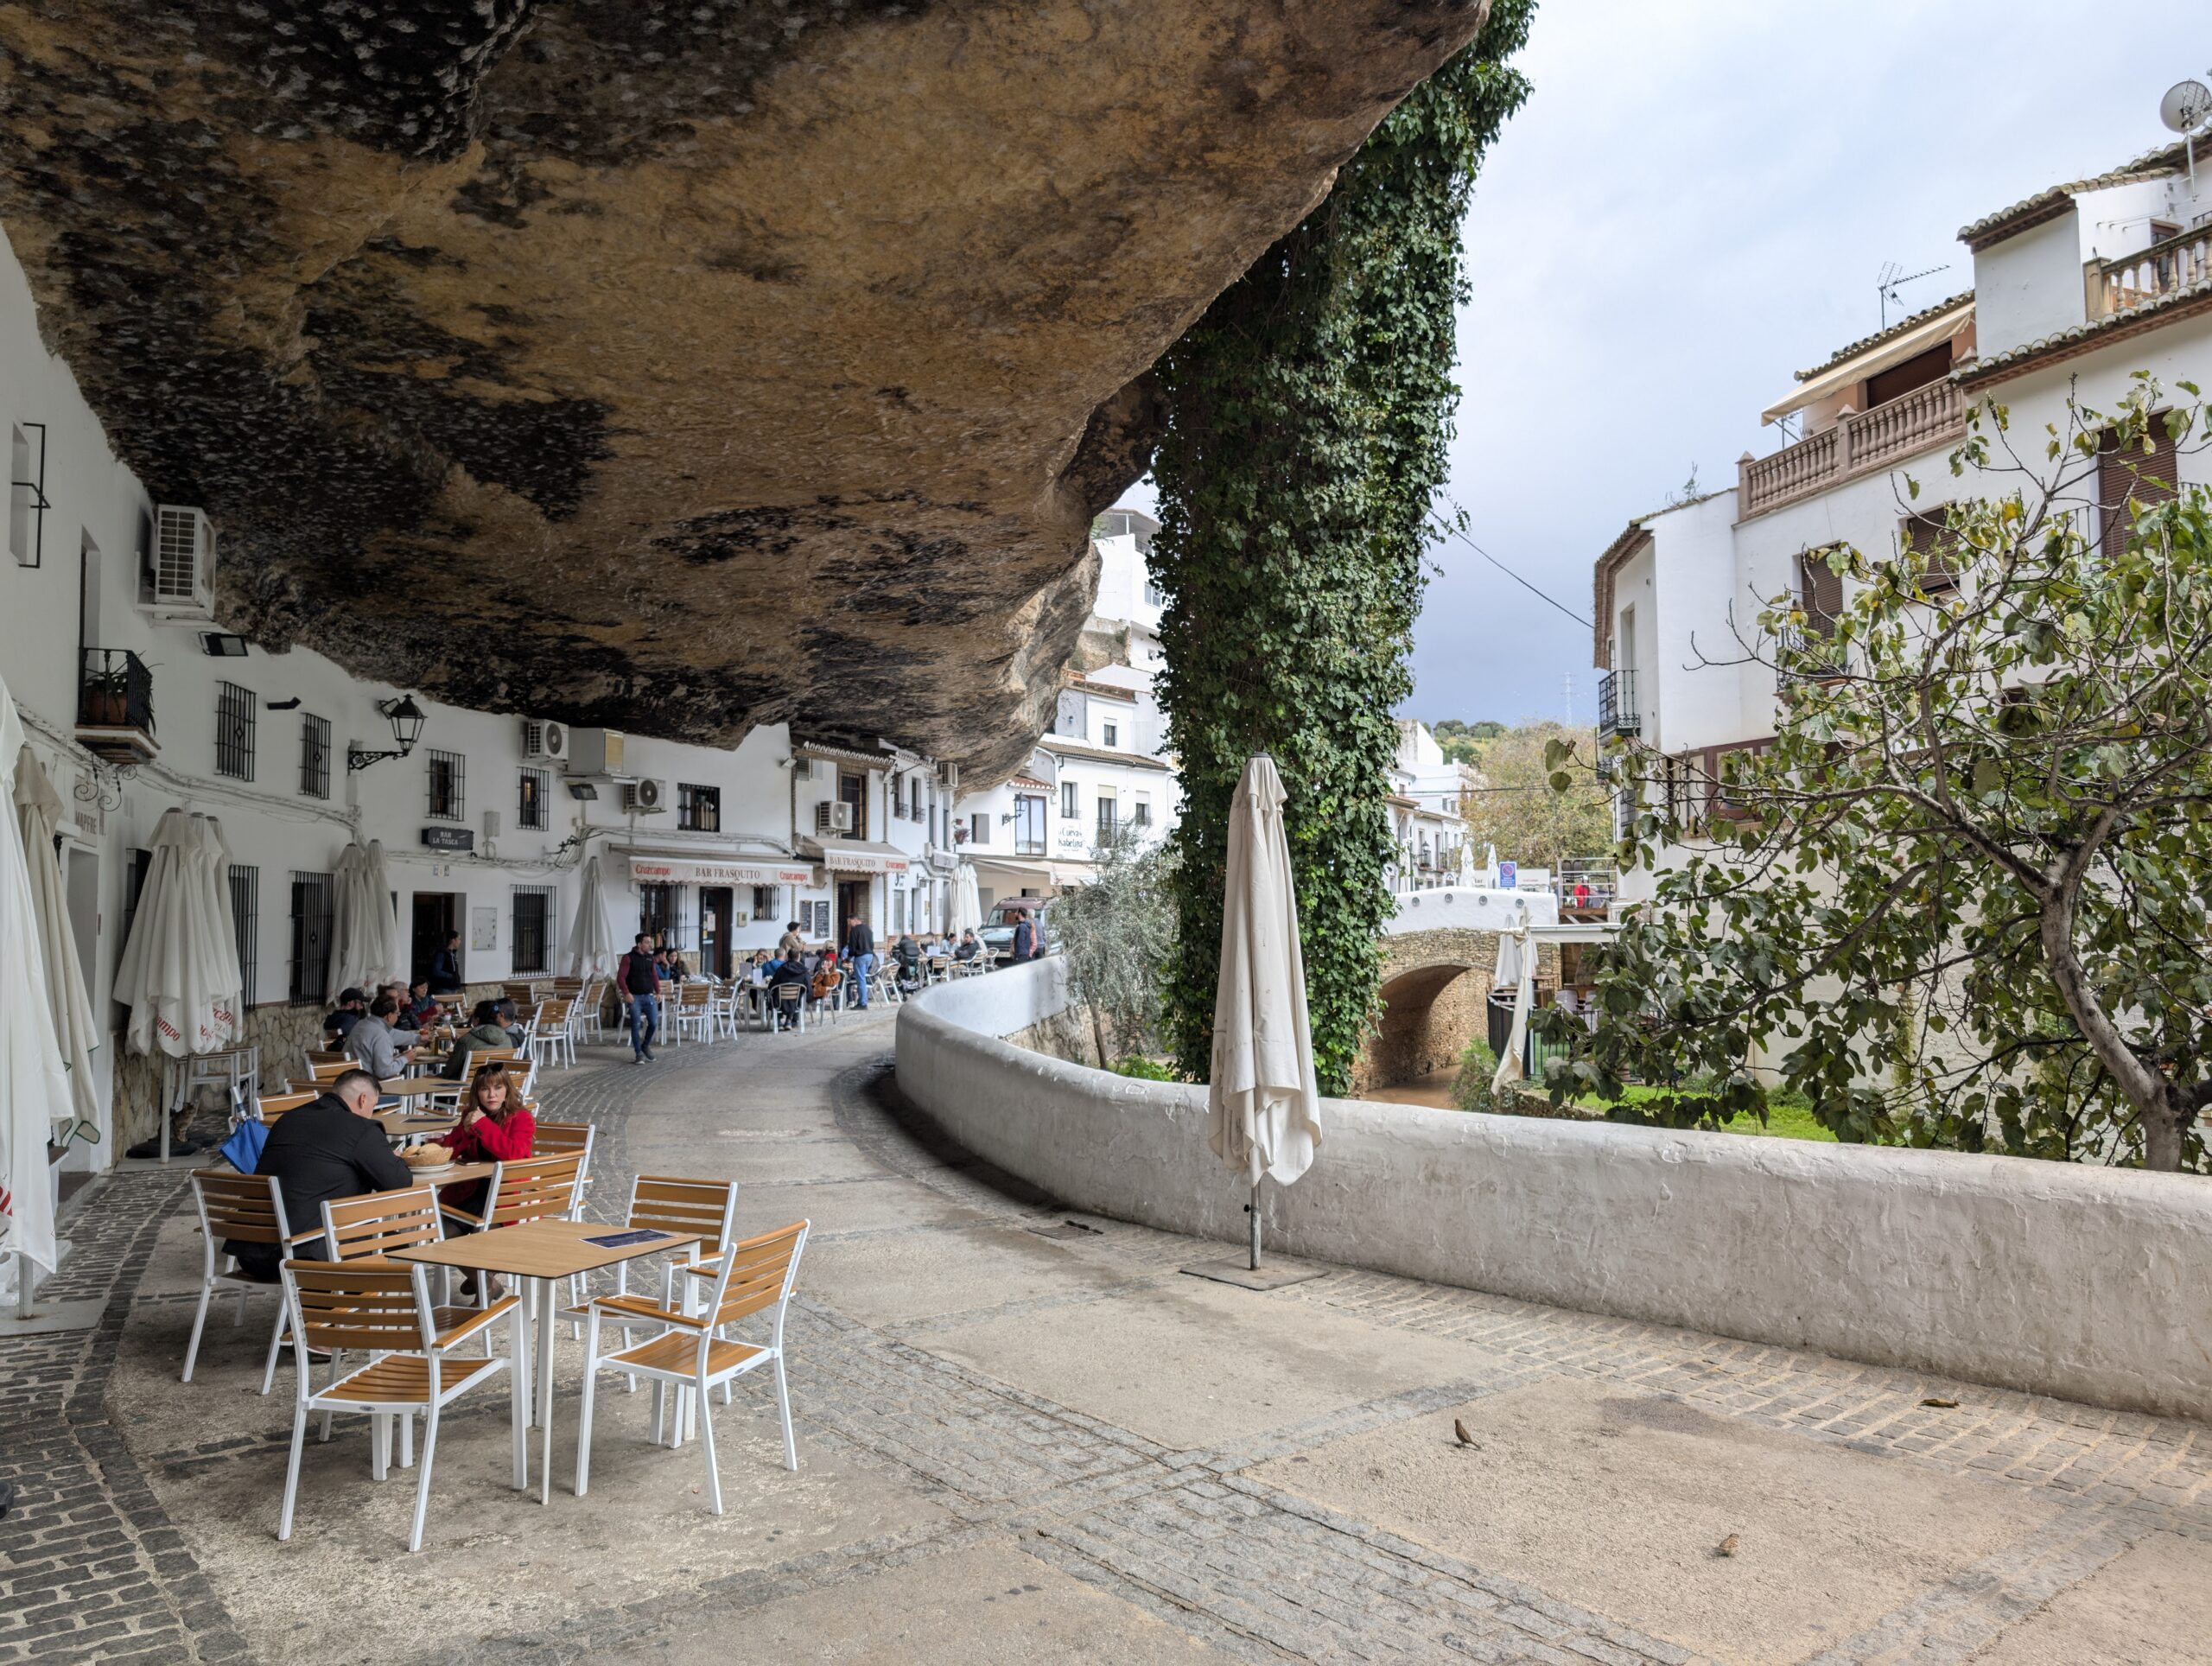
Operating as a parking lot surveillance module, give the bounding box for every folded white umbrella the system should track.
[114,808,245,1061]
[566,855,616,974]
[329,839,396,994]
[13,746,100,1142]
[950,862,983,936]
[1206,755,1320,1269]
[0,683,73,1285]
[1491,916,1537,1096]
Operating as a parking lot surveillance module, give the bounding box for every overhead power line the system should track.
[1437,499,1593,631]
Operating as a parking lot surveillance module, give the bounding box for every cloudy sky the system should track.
[1124,3,2202,728]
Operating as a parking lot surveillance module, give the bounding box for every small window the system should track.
[518,767,549,830]
[1103,721,1118,747]
[751,884,778,919]
[969,811,989,846]
[1143,578,1166,607]
[228,864,259,1008]
[511,886,555,975]
[299,713,331,798]
[1014,794,1046,856]
[1898,512,1962,594]
[1134,793,1152,827]
[1096,794,1117,836]
[677,782,720,832]
[1060,780,1077,818]
[214,681,256,780]
[427,749,466,821]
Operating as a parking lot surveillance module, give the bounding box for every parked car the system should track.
[980,896,1056,957]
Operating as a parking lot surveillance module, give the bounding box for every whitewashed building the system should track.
[0,219,962,1166]
[955,506,1180,909]
[1388,719,1473,893]
[1592,131,2212,899]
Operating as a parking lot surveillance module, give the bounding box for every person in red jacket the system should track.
[438,1062,535,1246]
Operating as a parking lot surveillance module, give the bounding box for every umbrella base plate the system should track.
[0,1297,105,1336]
[1179,1258,1325,1292]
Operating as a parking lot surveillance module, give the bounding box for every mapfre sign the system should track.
[629,856,816,887]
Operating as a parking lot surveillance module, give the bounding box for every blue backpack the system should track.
[219,1119,270,1175]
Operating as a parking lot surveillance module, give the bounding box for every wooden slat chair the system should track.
[771,981,805,1033]
[275,1262,526,1552]
[439,1154,584,1313]
[256,1089,319,1125]
[669,982,714,1047]
[575,1219,810,1513]
[304,1047,349,1074]
[525,998,574,1071]
[185,1172,320,1393]
[561,1173,738,1365]
[299,1056,353,1086]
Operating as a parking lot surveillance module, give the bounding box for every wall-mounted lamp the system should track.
[200,632,249,658]
[346,695,427,773]
[567,781,599,800]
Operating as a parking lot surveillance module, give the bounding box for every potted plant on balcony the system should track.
[79,656,130,728]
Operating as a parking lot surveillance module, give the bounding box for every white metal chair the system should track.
[528,998,575,1071]
[575,1218,809,1513]
[670,982,715,1046]
[276,1260,526,1551]
[185,1171,319,1392]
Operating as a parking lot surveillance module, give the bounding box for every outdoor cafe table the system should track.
[392,1219,705,1504]
[380,1075,462,1101]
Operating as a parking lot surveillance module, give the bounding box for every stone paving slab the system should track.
[3,1016,2210,1664]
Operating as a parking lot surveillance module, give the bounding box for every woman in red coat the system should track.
[439,1063,536,1298]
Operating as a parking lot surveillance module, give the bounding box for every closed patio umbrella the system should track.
[328,839,396,994]
[13,745,99,1143]
[1205,755,1320,1270]
[0,680,71,1298]
[113,810,245,1154]
[950,862,983,936]
[566,854,616,974]
[1491,914,1538,1096]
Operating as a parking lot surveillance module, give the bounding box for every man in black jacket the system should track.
[226,1069,411,1281]
[843,913,876,1009]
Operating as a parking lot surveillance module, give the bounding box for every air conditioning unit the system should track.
[145,505,216,621]
[814,800,855,835]
[623,778,668,814]
[565,727,625,776]
[521,719,567,761]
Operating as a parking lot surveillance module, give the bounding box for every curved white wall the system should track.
[897,960,2212,1421]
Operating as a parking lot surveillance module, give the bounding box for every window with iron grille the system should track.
[288,870,334,1006]
[228,864,259,1007]
[639,881,673,944]
[299,713,331,798]
[1059,780,1077,818]
[427,748,465,820]
[752,884,779,919]
[518,768,549,830]
[1096,793,1117,837]
[677,782,720,832]
[214,681,256,780]
[512,885,555,975]
[890,774,904,818]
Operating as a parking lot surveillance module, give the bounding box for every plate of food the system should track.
[402,1142,454,1173]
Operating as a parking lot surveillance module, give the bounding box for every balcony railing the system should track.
[1598,668,1639,739]
[2097,226,2212,317]
[1554,858,1617,915]
[1739,378,1965,519]
[77,647,158,763]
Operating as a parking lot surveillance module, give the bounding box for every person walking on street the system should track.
[1011,912,1038,964]
[429,931,464,995]
[617,932,662,1062]
[843,912,876,1009]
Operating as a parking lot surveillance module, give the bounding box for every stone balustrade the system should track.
[1740,378,1965,518]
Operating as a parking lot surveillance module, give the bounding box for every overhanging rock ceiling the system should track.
[0,0,1488,780]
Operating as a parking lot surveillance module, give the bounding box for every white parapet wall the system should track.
[897,958,2212,1421]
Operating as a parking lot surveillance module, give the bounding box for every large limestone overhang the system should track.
[0,1,1487,781]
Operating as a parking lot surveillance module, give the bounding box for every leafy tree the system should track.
[1432,717,1504,764]
[1052,827,1178,1068]
[1460,720,1613,869]
[1544,380,2212,1171]
[1147,9,1535,1093]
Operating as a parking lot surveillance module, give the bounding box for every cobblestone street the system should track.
[5,1016,2210,1663]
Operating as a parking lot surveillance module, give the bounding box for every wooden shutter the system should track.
[1901,512,1960,593]
[2100,416,2179,549]
[1798,551,1844,633]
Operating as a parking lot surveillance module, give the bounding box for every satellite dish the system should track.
[2160,79,2212,134]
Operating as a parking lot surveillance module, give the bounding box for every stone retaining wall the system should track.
[896,958,2212,1421]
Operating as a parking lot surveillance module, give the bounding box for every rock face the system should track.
[0,1,1486,779]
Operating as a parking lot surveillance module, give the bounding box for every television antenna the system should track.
[2159,77,2211,192]
[1877,261,1949,328]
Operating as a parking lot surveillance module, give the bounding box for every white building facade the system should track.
[1592,132,2212,900]
[0,219,963,1167]
[1387,719,1474,893]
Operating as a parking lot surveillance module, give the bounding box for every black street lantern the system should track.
[347,695,428,773]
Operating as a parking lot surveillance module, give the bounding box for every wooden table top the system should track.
[391,1160,497,1187]
[391,1218,703,1279]
[380,1076,461,1099]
